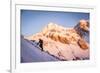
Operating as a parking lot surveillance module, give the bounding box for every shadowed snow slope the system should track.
[21,36,59,63]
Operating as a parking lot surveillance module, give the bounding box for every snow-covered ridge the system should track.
[22,19,90,62]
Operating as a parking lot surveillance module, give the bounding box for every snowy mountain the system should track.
[22,19,90,62]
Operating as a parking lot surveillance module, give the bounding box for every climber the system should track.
[38,39,44,51]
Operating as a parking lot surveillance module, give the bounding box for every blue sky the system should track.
[21,10,89,36]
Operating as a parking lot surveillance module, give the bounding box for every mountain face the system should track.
[24,20,89,61]
[74,20,89,43]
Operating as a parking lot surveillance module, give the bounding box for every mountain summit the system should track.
[24,20,89,61]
